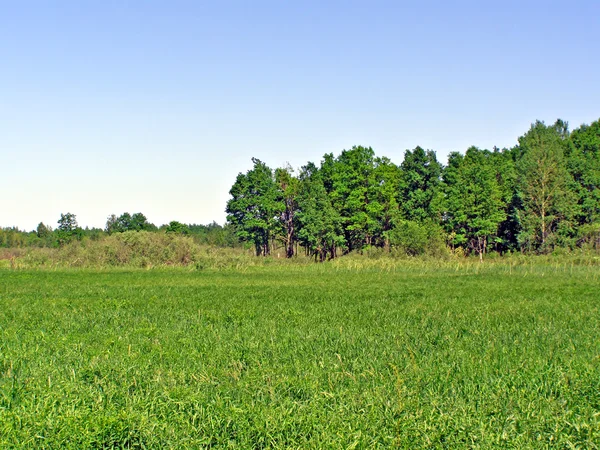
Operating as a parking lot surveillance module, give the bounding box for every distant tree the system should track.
[58,213,78,233]
[57,212,80,245]
[36,222,51,238]
[106,212,154,233]
[130,212,154,231]
[490,148,519,252]
[165,221,190,235]
[116,212,133,232]
[105,214,119,234]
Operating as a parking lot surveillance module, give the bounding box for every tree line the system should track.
[226,119,600,260]
[0,213,239,249]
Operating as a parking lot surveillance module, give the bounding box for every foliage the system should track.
[226,158,282,256]
[165,220,190,235]
[106,212,156,233]
[56,212,82,246]
[516,120,576,252]
[221,117,600,258]
[3,117,600,260]
[386,220,447,257]
[443,147,507,260]
[296,162,343,261]
[399,146,443,223]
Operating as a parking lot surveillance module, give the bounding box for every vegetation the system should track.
[1,117,599,447]
[3,117,599,261]
[226,118,600,259]
[1,264,599,448]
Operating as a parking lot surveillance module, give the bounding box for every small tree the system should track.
[166,221,190,235]
[36,222,51,238]
[57,212,80,245]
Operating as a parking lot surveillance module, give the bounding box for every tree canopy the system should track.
[225,118,600,259]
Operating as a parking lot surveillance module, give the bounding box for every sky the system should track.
[2,0,599,231]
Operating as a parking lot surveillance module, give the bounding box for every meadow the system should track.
[1,263,599,448]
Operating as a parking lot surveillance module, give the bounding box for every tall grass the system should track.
[2,231,599,271]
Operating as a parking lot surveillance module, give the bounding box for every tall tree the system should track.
[490,147,519,252]
[328,146,377,251]
[226,158,282,256]
[296,162,343,261]
[399,146,443,223]
[57,212,80,245]
[516,121,575,251]
[443,148,507,261]
[105,214,119,234]
[567,119,600,226]
[275,165,299,258]
[370,156,402,250]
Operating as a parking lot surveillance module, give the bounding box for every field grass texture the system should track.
[1,264,599,448]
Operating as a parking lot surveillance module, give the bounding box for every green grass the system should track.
[1,264,599,448]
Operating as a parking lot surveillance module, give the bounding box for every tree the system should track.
[130,213,153,231]
[296,162,344,261]
[36,222,51,238]
[567,119,600,226]
[58,212,78,232]
[516,121,575,251]
[106,212,154,233]
[166,221,190,234]
[105,214,119,234]
[57,212,80,245]
[399,146,443,223]
[116,212,133,232]
[275,165,299,258]
[490,148,519,253]
[370,157,402,250]
[443,148,507,261]
[328,146,377,251]
[226,158,282,256]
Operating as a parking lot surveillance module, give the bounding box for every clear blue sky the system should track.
[2,0,599,231]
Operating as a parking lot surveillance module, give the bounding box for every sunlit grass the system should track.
[1,264,599,448]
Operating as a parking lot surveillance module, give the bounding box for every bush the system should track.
[387,220,448,257]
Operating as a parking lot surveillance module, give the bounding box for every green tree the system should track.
[443,148,507,261]
[226,158,282,256]
[36,222,51,239]
[567,119,600,226]
[328,146,377,251]
[106,212,154,233]
[105,214,119,234]
[516,121,575,251]
[490,148,519,252]
[116,212,133,232]
[370,157,402,250]
[165,221,190,235]
[131,213,154,231]
[275,165,299,258]
[399,146,443,223]
[57,212,81,245]
[296,162,344,261]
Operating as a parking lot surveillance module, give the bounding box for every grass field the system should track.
[1,264,599,448]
